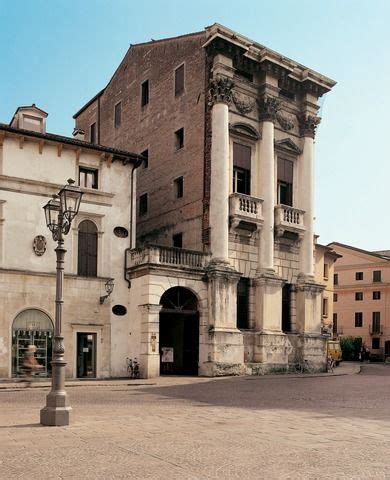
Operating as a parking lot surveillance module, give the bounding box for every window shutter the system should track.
[233,143,251,170]
[78,220,98,277]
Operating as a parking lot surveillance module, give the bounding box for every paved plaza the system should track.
[0,364,389,479]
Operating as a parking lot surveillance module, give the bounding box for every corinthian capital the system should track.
[208,76,234,106]
[298,114,321,138]
[258,96,282,122]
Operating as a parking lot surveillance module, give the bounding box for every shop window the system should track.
[233,142,251,195]
[237,277,250,329]
[79,167,98,189]
[78,220,98,277]
[277,157,293,206]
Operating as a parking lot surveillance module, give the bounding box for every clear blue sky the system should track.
[1,0,389,251]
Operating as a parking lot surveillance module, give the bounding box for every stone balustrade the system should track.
[229,193,264,224]
[274,204,306,235]
[126,245,209,271]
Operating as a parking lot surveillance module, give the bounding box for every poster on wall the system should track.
[161,347,174,363]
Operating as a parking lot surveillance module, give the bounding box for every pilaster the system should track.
[139,304,162,378]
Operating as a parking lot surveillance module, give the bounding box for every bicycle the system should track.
[126,357,140,379]
[327,357,336,373]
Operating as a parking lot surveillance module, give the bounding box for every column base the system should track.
[139,353,160,378]
[254,271,284,331]
[253,331,292,365]
[40,391,71,426]
[296,275,324,334]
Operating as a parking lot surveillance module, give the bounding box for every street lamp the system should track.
[40,179,83,426]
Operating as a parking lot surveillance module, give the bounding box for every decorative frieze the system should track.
[208,76,234,106]
[298,114,321,138]
[232,92,255,115]
[257,96,282,122]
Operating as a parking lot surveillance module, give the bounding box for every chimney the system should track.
[73,128,85,141]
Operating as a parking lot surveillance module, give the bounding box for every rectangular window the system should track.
[373,270,381,282]
[373,291,381,300]
[322,297,328,317]
[323,263,329,279]
[175,64,185,96]
[355,292,363,301]
[334,273,339,285]
[372,312,381,333]
[372,337,380,349]
[333,313,338,335]
[237,277,250,329]
[139,193,148,216]
[172,233,183,248]
[174,176,184,198]
[79,167,98,189]
[354,312,363,328]
[356,272,363,281]
[334,293,338,302]
[141,80,149,107]
[90,122,97,144]
[233,142,251,195]
[282,283,292,332]
[277,157,293,206]
[141,149,149,168]
[175,128,184,150]
[114,102,121,128]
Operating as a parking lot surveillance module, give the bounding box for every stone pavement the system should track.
[0,363,389,479]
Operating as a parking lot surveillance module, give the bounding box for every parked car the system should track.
[327,340,342,365]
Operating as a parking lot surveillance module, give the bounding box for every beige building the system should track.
[0,105,141,379]
[75,24,336,377]
[329,242,390,358]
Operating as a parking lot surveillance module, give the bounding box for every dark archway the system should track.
[159,287,199,375]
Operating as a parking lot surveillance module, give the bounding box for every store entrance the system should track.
[77,333,97,378]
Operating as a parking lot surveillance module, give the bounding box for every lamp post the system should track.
[40,179,83,426]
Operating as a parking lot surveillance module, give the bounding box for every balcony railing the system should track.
[229,193,264,231]
[275,204,305,236]
[126,245,209,271]
[369,324,383,335]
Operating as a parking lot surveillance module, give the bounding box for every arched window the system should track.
[78,220,98,277]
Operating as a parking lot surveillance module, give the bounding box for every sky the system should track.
[1,0,389,251]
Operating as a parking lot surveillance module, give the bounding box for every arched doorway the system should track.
[159,287,199,375]
[11,309,54,377]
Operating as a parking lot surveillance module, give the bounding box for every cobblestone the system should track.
[0,364,389,479]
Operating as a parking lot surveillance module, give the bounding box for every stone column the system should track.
[208,76,234,265]
[139,304,162,378]
[298,114,320,278]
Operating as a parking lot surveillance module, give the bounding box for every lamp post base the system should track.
[40,392,71,426]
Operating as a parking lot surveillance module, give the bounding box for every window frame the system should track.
[172,232,183,248]
[354,312,363,328]
[355,292,363,301]
[174,128,184,150]
[355,272,363,281]
[174,63,185,96]
[373,291,381,300]
[334,273,339,285]
[373,270,382,282]
[79,167,98,190]
[141,80,149,107]
[114,101,122,129]
[174,176,184,199]
[139,193,148,216]
[140,149,149,169]
[90,122,97,144]
[77,219,98,278]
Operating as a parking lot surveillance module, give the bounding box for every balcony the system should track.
[229,193,264,234]
[126,245,209,272]
[274,204,305,237]
[369,324,383,335]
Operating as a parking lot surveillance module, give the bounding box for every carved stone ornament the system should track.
[33,235,47,256]
[298,114,321,138]
[276,112,295,131]
[257,96,282,122]
[208,76,234,106]
[232,92,255,115]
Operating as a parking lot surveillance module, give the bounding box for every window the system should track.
[175,128,184,150]
[114,102,121,128]
[373,291,381,300]
[90,122,97,144]
[79,167,98,189]
[141,80,149,107]
[372,338,380,349]
[172,233,183,248]
[355,292,363,301]
[282,283,292,332]
[373,270,381,282]
[322,297,328,317]
[372,312,381,335]
[356,272,363,281]
[354,312,363,328]
[233,142,251,195]
[175,64,184,96]
[333,313,338,335]
[237,277,250,329]
[334,293,338,302]
[323,263,329,279]
[141,149,149,168]
[174,176,183,198]
[78,220,98,277]
[334,273,339,285]
[139,193,148,216]
[277,157,293,206]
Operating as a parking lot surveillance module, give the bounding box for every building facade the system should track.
[0,105,141,379]
[75,24,336,376]
[329,242,390,359]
